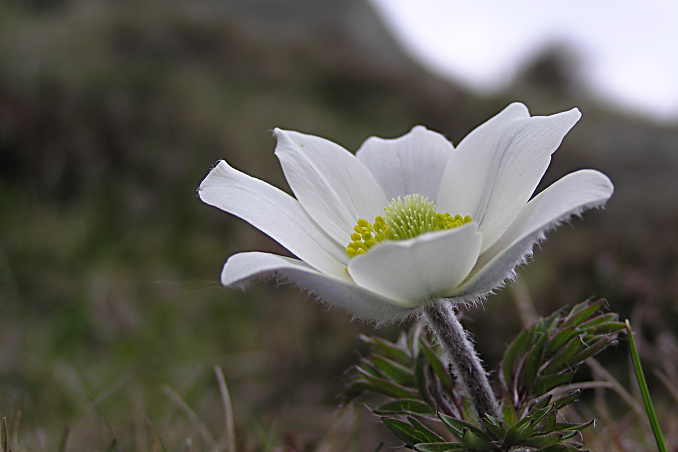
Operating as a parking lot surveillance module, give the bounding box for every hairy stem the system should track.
[424,300,500,420]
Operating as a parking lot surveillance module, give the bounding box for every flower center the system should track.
[346,194,472,257]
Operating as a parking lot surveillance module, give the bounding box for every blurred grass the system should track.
[1,0,677,450]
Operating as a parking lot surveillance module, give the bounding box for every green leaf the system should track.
[371,354,416,386]
[541,336,582,376]
[540,313,561,335]
[533,373,572,397]
[527,405,558,432]
[414,443,463,451]
[505,418,534,446]
[374,399,436,418]
[561,431,581,441]
[353,371,418,399]
[592,321,627,335]
[536,410,558,432]
[406,326,424,355]
[553,391,580,410]
[501,329,531,389]
[544,326,578,357]
[361,334,412,364]
[521,399,555,428]
[552,418,593,432]
[625,319,667,452]
[577,312,618,330]
[522,431,563,447]
[437,414,465,439]
[561,299,603,329]
[410,416,446,443]
[438,413,489,442]
[501,395,518,425]
[523,333,549,390]
[420,341,453,393]
[381,418,423,447]
[381,417,442,447]
[480,414,507,439]
[528,394,553,412]
[414,351,433,405]
[567,336,613,366]
[460,428,495,451]
[357,359,386,379]
[460,395,476,422]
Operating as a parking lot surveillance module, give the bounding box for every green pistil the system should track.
[346,194,472,258]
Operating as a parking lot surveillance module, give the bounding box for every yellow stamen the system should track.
[346,194,472,257]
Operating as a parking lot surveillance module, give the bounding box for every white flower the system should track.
[199,103,613,322]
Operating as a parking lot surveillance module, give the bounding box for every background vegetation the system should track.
[1,0,677,450]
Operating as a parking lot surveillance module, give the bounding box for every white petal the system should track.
[356,126,453,202]
[437,103,581,252]
[222,252,420,322]
[437,103,529,216]
[455,169,613,298]
[274,129,388,245]
[347,223,482,306]
[199,160,349,278]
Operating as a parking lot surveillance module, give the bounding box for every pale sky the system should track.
[369,0,678,121]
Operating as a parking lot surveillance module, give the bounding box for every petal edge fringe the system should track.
[455,169,613,298]
[222,252,422,323]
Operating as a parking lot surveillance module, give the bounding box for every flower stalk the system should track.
[424,300,500,420]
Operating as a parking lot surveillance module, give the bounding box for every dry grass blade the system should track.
[314,408,359,452]
[654,370,678,405]
[510,279,538,328]
[163,386,216,448]
[147,415,168,452]
[593,378,632,452]
[214,365,236,452]
[11,412,19,452]
[2,417,7,452]
[57,427,70,452]
[587,358,647,421]
[550,380,616,395]
[655,370,678,447]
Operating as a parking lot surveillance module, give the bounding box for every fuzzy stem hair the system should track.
[424,300,500,420]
